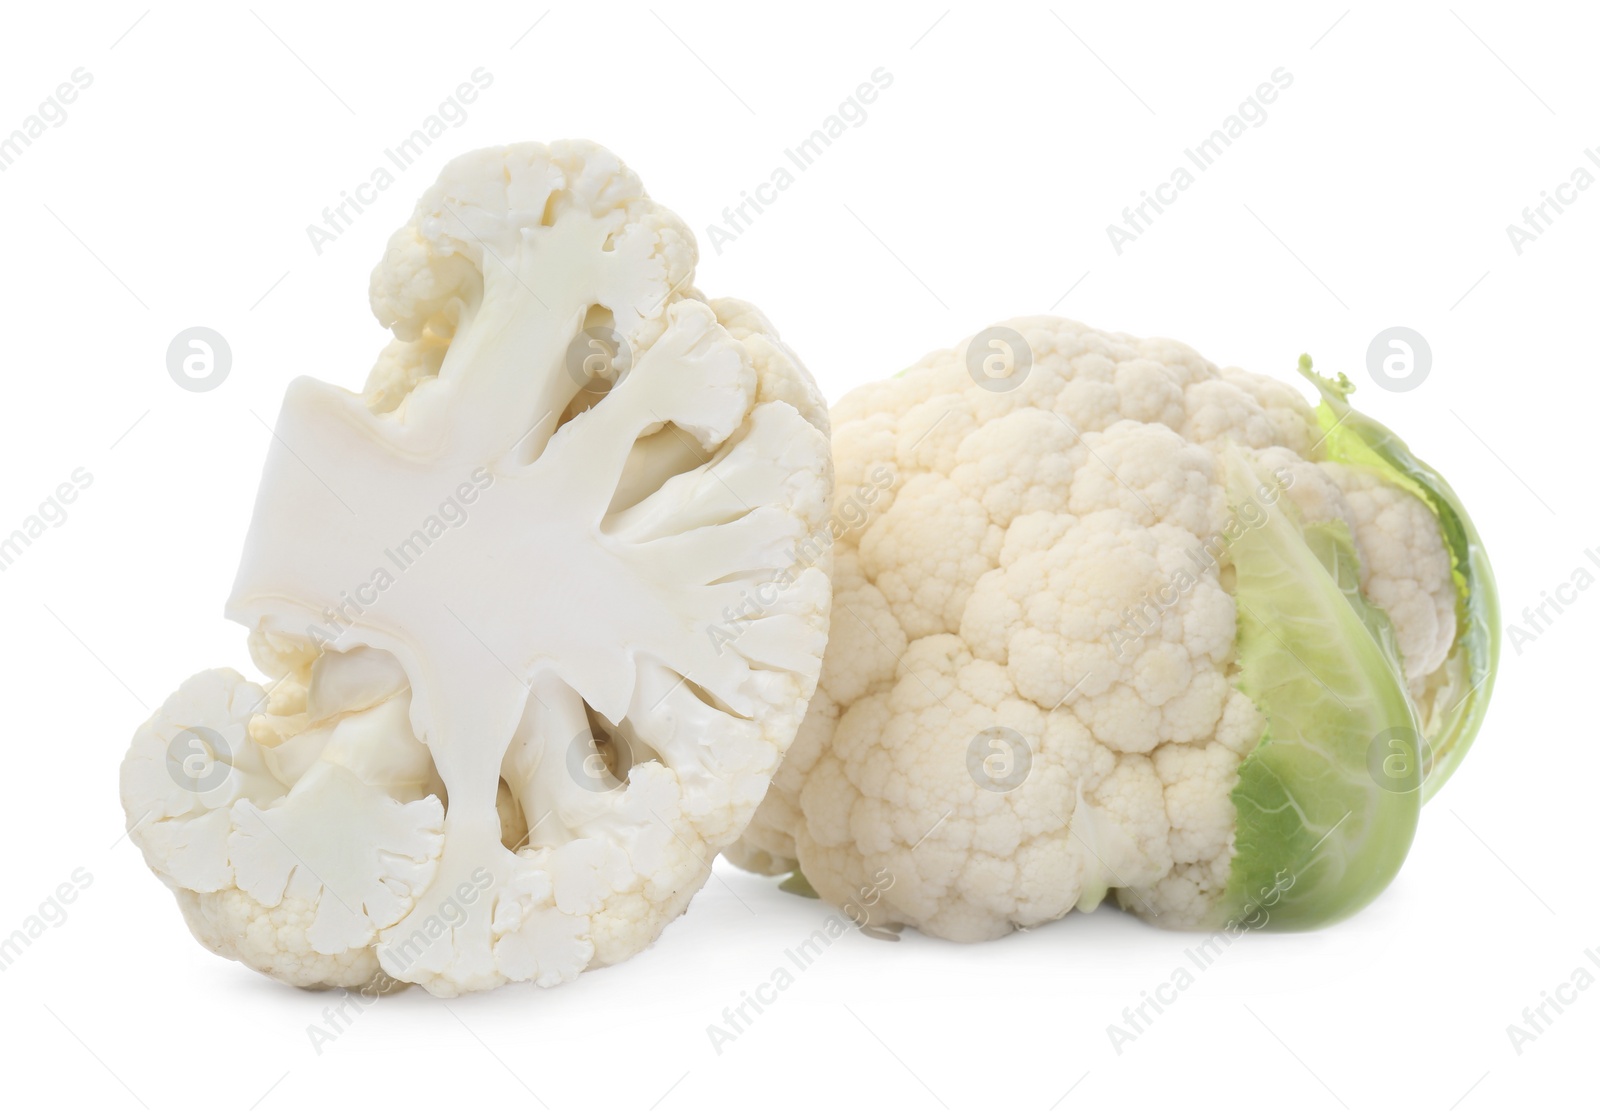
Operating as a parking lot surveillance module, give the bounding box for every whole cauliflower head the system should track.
[121,141,833,994]
[732,317,1497,939]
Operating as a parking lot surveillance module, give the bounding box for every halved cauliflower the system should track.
[731,317,1497,940]
[121,141,833,994]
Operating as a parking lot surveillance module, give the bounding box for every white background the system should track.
[0,2,1592,1116]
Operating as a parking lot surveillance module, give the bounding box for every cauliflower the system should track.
[732,318,1498,939]
[121,140,833,994]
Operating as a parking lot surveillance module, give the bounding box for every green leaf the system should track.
[1217,446,1421,930]
[779,870,820,898]
[1297,356,1501,799]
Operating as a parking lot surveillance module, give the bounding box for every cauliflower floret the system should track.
[1321,463,1457,698]
[176,888,384,991]
[122,656,448,983]
[735,316,1470,938]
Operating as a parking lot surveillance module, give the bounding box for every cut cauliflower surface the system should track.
[121,141,832,994]
[733,317,1497,939]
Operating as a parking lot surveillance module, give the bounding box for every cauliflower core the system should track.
[121,141,833,994]
[734,317,1493,940]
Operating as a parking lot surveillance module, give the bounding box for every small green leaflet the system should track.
[779,869,820,898]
